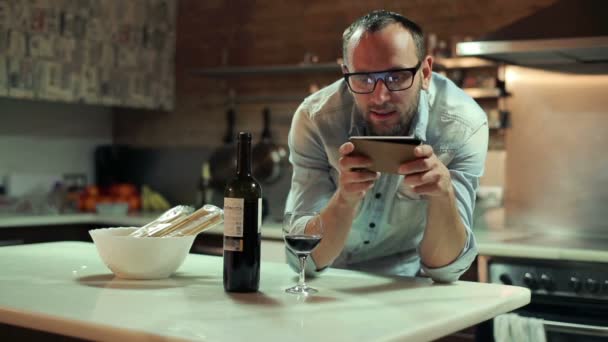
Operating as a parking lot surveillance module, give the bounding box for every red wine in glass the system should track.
[284,234,322,255]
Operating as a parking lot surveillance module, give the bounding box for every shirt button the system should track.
[364,240,370,244]
[369,222,376,228]
[375,193,382,199]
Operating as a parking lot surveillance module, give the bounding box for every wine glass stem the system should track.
[298,255,307,287]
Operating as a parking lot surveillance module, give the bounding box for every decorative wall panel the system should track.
[0,0,175,110]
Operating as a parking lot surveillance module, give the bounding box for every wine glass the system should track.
[283,211,324,295]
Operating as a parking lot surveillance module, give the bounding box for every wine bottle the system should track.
[223,132,262,292]
[195,161,212,208]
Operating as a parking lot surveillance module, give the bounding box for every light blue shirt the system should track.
[285,72,488,283]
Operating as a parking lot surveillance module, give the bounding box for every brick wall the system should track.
[114,0,556,148]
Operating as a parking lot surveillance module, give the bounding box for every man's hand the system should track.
[398,145,452,197]
[337,142,380,205]
[309,142,380,268]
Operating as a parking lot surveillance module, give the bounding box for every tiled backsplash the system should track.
[0,98,112,187]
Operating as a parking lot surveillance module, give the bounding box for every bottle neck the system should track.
[236,137,252,177]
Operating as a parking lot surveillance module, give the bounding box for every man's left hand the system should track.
[398,145,452,197]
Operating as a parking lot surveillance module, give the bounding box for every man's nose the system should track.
[370,79,391,104]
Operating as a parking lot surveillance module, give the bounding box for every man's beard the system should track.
[363,86,421,136]
[365,88,421,136]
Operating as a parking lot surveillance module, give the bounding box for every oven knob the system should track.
[586,278,600,293]
[569,277,582,292]
[523,272,538,290]
[540,274,555,291]
[499,274,513,285]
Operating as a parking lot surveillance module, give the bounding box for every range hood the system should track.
[457,0,608,66]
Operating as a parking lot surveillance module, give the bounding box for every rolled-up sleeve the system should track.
[420,121,488,283]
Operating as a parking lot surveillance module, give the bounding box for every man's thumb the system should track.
[339,142,354,155]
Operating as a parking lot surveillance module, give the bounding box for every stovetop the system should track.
[489,257,608,301]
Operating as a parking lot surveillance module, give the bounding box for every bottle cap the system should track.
[238,132,252,141]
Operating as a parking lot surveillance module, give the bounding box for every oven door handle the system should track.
[544,319,608,337]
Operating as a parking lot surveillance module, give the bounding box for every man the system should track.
[285,10,488,283]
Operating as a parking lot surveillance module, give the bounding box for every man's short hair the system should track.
[342,10,425,65]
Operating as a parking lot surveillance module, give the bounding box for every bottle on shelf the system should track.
[434,40,451,58]
[195,162,212,208]
[223,132,262,293]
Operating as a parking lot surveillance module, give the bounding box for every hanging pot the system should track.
[252,107,287,185]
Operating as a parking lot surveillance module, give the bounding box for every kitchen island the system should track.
[0,241,529,342]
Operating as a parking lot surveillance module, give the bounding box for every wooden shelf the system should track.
[435,57,496,69]
[227,94,308,104]
[464,87,503,99]
[192,63,342,77]
[197,93,310,106]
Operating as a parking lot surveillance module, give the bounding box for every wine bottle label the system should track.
[258,198,262,233]
[224,197,244,237]
[224,236,243,251]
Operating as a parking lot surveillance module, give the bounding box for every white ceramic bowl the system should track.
[89,227,195,280]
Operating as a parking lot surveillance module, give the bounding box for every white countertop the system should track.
[473,208,608,263]
[0,242,529,342]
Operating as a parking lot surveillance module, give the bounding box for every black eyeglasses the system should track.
[343,61,422,94]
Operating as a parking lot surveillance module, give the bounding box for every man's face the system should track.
[345,24,427,136]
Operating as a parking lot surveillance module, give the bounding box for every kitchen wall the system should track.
[0,97,112,189]
[107,0,558,216]
[0,0,178,196]
[113,0,557,148]
[1,1,559,213]
[504,65,608,234]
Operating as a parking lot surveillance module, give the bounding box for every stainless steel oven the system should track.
[477,257,608,341]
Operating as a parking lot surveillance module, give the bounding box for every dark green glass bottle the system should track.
[223,132,262,292]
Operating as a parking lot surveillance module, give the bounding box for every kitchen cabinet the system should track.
[0,214,286,261]
[435,258,480,342]
[0,224,95,246]
[0,1,176,110]
[435,57,510,150]
[0,213,153,247]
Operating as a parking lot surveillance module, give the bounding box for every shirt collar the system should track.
[409,89,429,142]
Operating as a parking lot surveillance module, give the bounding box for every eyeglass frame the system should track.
[342,61,422,94]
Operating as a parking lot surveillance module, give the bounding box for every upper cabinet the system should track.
[0,0,176,110]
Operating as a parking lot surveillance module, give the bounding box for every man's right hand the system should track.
[337,142,380,206]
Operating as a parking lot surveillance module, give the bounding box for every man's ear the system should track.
[421,55,433,90]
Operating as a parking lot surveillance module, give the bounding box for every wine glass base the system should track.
[285,284,318,295]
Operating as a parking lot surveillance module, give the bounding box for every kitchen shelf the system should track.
[434,57,496,69]
[192,62,342,77]
[224,93,309,104]
[463,87,503,99]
